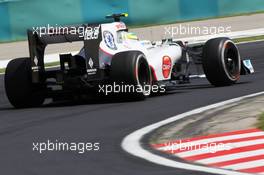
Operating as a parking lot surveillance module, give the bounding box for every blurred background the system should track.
[0,0,264,42]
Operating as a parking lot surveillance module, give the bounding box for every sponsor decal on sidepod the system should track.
[162,56,172,78]
[103,31,117,50]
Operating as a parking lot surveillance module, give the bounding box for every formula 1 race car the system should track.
[5,13,254,108]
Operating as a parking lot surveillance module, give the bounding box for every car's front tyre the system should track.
[202,38,241,86]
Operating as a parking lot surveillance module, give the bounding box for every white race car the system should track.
[5,13,254,108]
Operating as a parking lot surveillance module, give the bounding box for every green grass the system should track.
[257,113,264,131]
[44,61,60,68]
[234,35,264,43]
[0,68,5,74]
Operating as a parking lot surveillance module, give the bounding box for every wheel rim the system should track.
[222,41,241,80]
[136,56,151,96]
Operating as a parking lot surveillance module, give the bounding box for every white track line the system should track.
[158,131,264,151]
[177,138,264,158]
[197,149,264,164]
[121,91,264,175]
[223,159,264,170]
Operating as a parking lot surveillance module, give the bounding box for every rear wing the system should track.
[27,24,102,83]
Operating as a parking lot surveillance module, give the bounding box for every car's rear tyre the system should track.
[202,38,241,86]
[5,58,45,108]
[110,51,152,99]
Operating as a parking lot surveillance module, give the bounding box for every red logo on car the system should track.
[162,56,172,78]
[115,22,126,30]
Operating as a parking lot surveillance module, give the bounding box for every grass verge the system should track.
[234,35,264,43]
[0,68,5,74]
[257,113,264,131]
[44,61,60,68]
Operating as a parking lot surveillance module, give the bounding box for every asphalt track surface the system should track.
[0,41,263,175]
